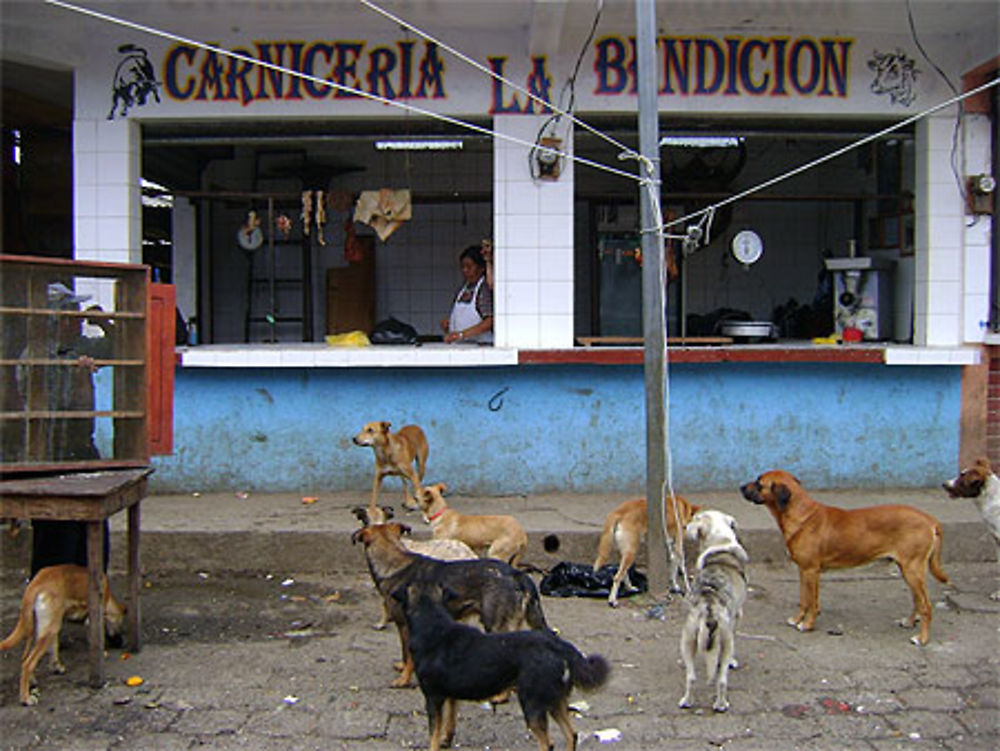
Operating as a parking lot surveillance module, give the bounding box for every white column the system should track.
[493,115,575,349]
[913,112,965,346]
[73,117,142,265]
[961,113,993,343]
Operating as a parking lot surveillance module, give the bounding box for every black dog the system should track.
[398,581,609,751]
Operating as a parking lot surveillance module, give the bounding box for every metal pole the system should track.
[636,0,672,593]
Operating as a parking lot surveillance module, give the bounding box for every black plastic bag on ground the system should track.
[370,317,418,345]
[540,561,648,599]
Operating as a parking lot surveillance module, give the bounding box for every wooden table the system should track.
[0,467,152,687]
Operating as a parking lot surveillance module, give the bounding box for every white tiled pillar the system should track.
[913,112,965,346]
[73,117,142,265]
[493,115,575,349]
[961,113,993,343]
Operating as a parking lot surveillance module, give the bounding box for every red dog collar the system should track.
[427,508,446,522]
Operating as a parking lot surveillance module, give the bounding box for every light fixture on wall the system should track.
[374,139,463,151]
[659,135,743,148]
[535,136,563,180]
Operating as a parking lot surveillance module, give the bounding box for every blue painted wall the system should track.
[151,363,960,494]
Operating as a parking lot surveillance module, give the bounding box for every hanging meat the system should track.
[315,190,327,245]
[300,190,313,236]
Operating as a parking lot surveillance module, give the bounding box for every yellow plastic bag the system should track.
[325,330,371,347]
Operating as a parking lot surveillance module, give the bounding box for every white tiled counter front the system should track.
[178,344,519,368]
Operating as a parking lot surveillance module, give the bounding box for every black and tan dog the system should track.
[398,580,609,751]
[351,505,476,629]
[1,564,125,705]
[352,522,548,687]
[741,469,949,645]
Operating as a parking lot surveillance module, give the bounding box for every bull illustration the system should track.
[108,44,161,119]
[868,49,919,107]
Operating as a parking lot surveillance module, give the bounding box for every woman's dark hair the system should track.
[459,244,485,269]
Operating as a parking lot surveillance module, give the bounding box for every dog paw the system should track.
[372,622,388,631]
[786,616,801,628]
[729,658,740,670]
[678,695,692,709]
[390,676,412,688]
[989,590,1000,601]
[51,663,67,675]
[22,689,39,706]
[713,700,730,713]
[607,599,619,609]
[909,634,927,646]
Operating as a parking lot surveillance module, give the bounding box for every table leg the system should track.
[127,502,141,652]
[86,521,106,689]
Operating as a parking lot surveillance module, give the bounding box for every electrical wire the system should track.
[659,74,1000,234]
[904,0,970,222]
[45,0,640,183]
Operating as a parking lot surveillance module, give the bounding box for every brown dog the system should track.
[417,482,528,566]
[740,470,949,645]
[592,496,701,606]
[353,421,428,511]
[352,522,548,688]
[1,564,125,705]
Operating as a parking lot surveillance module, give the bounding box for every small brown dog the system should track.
[417,483,528,566]
[1,564,125,705]
[741,469,949,645]
[592,496,701,606]
[353,421,428,511]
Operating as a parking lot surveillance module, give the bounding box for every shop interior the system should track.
[142,114,915,345]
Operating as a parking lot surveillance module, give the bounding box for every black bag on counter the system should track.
[540,561,648,599]
[370,317,418,345]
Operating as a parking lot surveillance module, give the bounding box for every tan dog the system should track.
[943,457,1000,599]
[592,495,701,607]
[417,483,528,566]
[1,564,125,705]
[353,421,428,511]
[351,505,478,629]
[741,470,949,645]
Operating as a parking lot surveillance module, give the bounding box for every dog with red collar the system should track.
[943,457,1000,599]
[417,482,528,566]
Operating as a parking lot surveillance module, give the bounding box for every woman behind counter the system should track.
[441,244,493,344]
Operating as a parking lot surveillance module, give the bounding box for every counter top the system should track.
[177,342,980,368]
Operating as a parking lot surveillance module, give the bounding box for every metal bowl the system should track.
[719,321,776,341]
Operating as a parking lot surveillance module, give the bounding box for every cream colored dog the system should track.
[592,496,702,607]
[417,483,528,566]
[353,421,429,511]
[679,509,748,713]
[1,564,125,705]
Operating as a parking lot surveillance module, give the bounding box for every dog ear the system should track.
[774,483,792,509]
[351,506,370,525]
[390,585,408,607]
[351,528,370,545]
[433,482,447,494]
[380,421,391,433]
[725,513,738,532]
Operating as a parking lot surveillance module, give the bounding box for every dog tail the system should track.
[0,587,35,652]
[929,522,949,584]
[566,648,610,691]
[592,517,617,571]
[698,602,722,682]
[521,576,551,631]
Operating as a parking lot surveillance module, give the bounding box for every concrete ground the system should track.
[1,484,998,750]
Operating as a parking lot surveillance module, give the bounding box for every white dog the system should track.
[678,510,749,713]
[943,457,1000,599]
